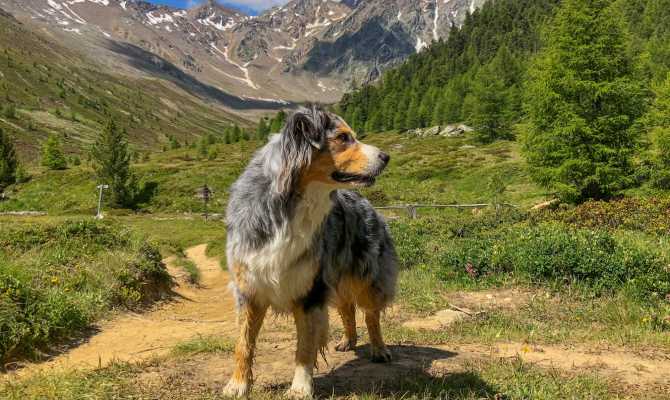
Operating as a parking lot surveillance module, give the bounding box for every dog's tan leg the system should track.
[223,300,268,398]
[287,306,327,399]
[334,302,357,352]
[365,309,391,363]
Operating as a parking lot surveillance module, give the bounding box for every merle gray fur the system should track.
[225,106,398,310]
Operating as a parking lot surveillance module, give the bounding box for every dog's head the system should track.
[276,106,390,194]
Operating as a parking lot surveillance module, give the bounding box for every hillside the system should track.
[0,9,250,161]
[338,0,670,138]
[0,0,488,104]
[0,131,546,214]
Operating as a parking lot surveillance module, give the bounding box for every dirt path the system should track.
[7,244,670,393]
[12,244,238,376]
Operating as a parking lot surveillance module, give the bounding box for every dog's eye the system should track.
[337,133,353,143]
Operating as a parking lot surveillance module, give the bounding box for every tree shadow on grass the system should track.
[312,344,497,399]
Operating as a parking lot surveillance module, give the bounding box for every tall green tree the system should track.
[91,120,136,208]
[41,134,67,170]
[0,128,18,190]
[521,0,646,203]
[465,64,511,143]
[641,72,670,188]
[269,111,287,132]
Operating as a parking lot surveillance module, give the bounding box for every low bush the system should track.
[437,222,670,299]
[545,197,670,235]
[390,211,670,301]
[0,220,171,364]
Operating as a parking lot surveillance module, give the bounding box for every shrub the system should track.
[437,222,670,299]
[40,134,67,170]
[0,220,171,363]
[0,127,18,189]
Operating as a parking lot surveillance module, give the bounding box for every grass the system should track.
[174,254,201,285]
[1,132,546,214]
[170,335,235,356]
[0,351,633,399]
[0,218,171,364]
[0,11,246,161]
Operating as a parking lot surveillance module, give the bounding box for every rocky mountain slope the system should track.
[0,9,249,159]
[0,0,487,106]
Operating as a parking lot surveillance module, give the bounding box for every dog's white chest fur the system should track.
[241,184,333,312]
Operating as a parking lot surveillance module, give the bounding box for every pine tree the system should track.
[466,64,510,143]
[521,0,646,203]
[0,128,18,189]
[41,134,67,170]
[256,118,269,140]
[642,72,670,188]
[270,110,287,132]
[91,120,136,208]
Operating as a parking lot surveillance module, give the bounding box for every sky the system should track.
[146,0,289,14]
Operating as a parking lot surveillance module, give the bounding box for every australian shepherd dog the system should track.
[223,106,398,398]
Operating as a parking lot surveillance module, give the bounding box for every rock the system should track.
[424,126,441,136]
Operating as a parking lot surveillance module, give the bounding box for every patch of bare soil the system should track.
[445,288,535,312]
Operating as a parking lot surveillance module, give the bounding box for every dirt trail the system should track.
[12,244,238,376]
[7,244,670,392]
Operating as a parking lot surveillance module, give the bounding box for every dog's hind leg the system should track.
[334,301,357,352]
[287,305,328,399]
[365,309,392,363]
[223,299,268,398]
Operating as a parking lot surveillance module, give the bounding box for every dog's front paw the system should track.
[285,387,313,400]
[334,338,356,352]
[370,345,392,363]
[222,379,249,398]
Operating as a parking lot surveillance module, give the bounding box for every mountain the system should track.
[0,8,250,160]
[0,0,488,106]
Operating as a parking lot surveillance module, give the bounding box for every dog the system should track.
[223,106,398,398]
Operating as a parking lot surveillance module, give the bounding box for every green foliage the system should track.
[641,72,670,188]
[390,211,670,300]
[40,134,67,170]
[91,119,137,208]
[256,117,270,141]
[0,128,18,190]
[545,196,670,234]
[338,0,559,134]
[521,0,646,203]
[269,110,287,132]
[0,220,170,362]
[2,103,16,119]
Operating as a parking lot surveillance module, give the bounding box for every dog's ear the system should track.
[286,107,328,150]
[276,106,329,195]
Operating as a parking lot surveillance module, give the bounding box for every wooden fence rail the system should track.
[374,203,517,219]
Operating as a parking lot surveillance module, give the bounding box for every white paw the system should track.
[287,366,313,399]
[222,379,249,398]
[285,386,313,400]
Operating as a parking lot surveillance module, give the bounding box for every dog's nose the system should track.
[378,152,390,165]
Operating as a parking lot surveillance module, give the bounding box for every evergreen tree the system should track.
[91,120,136,208]
[256,118,269,140]
[466,64,511,143]
[0,128,18,190]
[269,110,287,132]
[642,72,670,188]
[521,0,646,202]
[41,134,67,170]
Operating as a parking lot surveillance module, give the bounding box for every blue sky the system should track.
[147,0,289,14]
